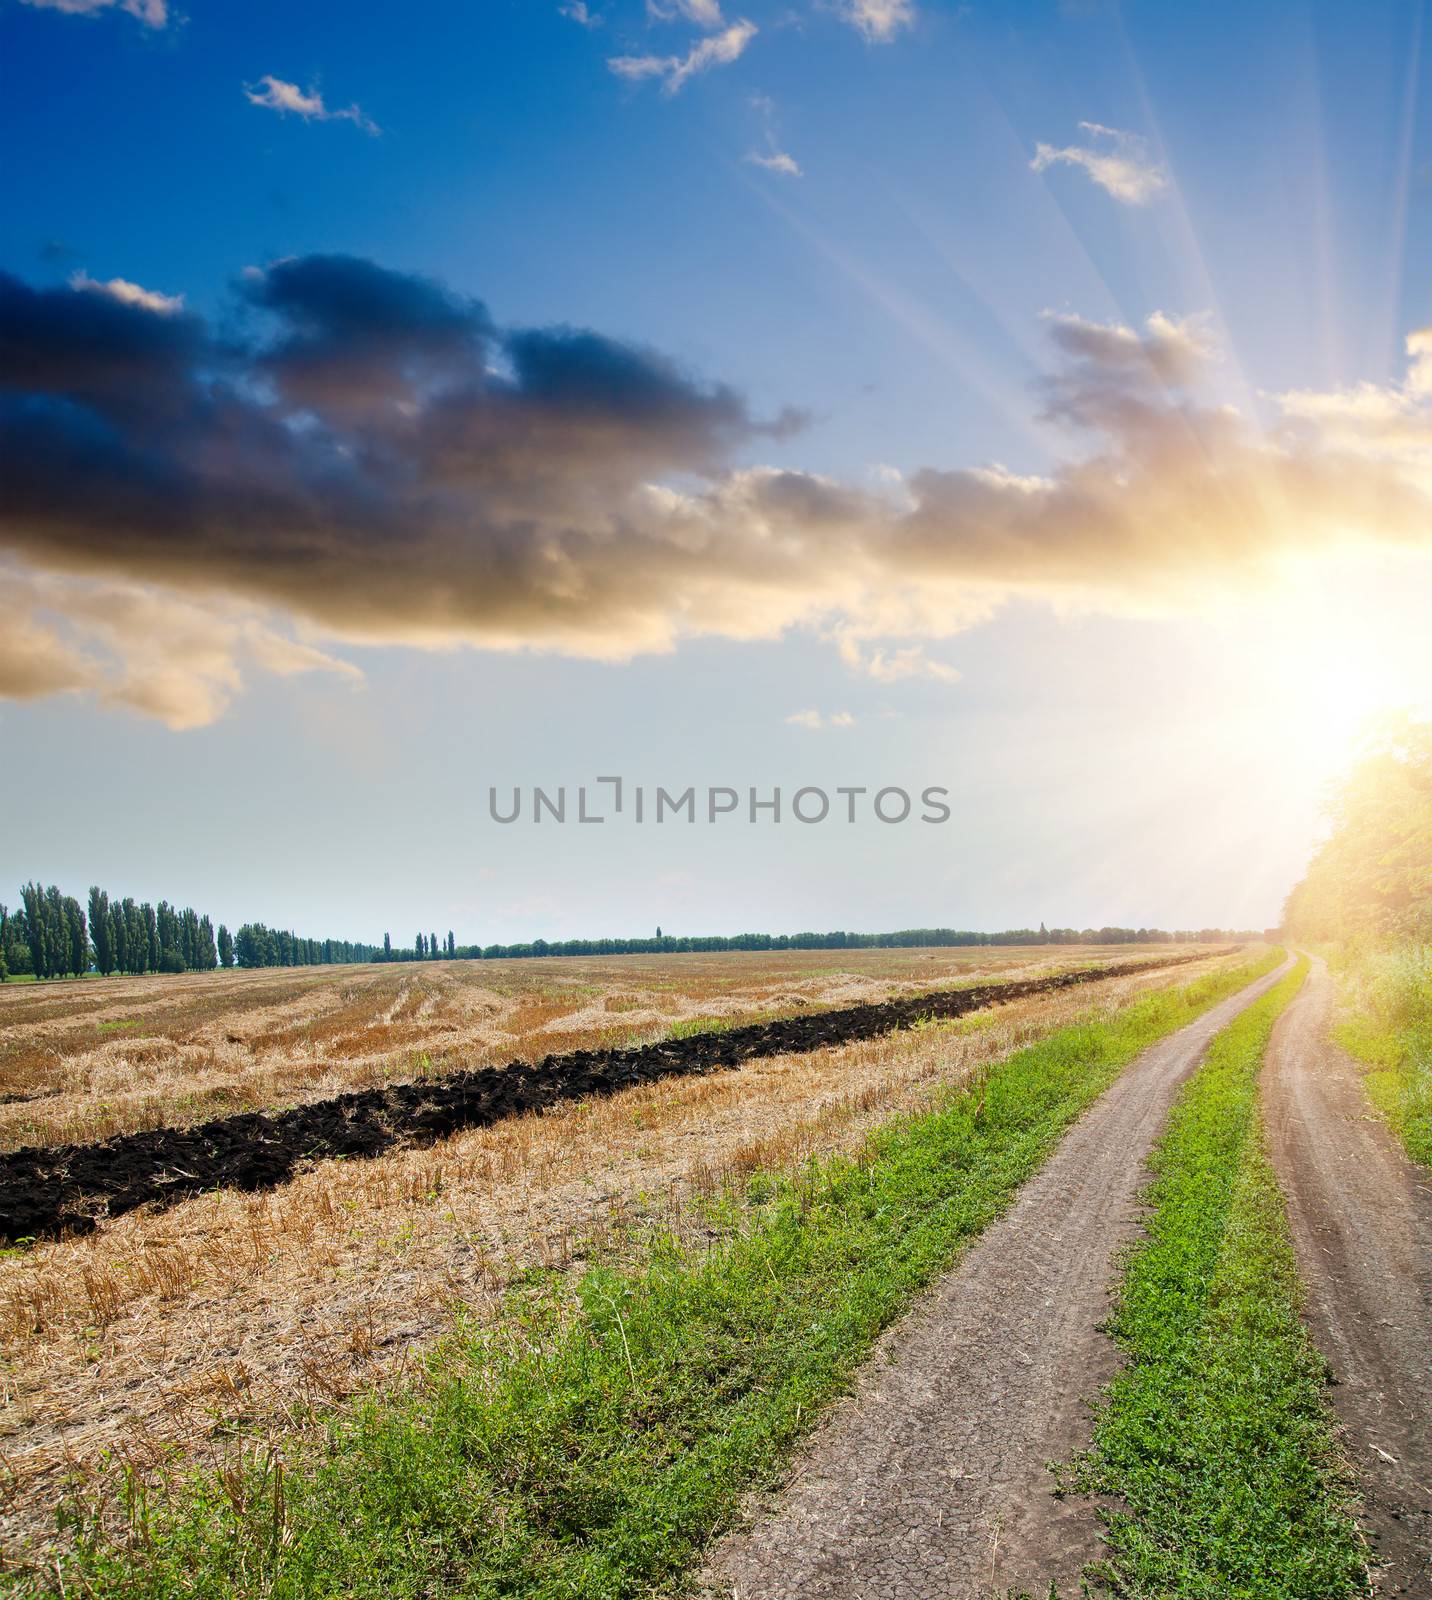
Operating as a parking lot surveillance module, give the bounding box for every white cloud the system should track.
[69,271,184,316]
[786,709,856,729]
[244,76,380,136]
[839,640,960,683]
[647,0,724,24]
[609,18,756,92]
[1030,122,1166,205]
[838,0,915,42]
[246,631,364,683]
[745,91,802,175]
[1277,324,1432,461]
[19,0,167,27]
[746,150,802,176]
[559,1,602,24]
[1406,326,1432,395]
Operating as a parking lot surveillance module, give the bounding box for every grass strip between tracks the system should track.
[1060,957,1367,1599]
[39,952,1282,1600]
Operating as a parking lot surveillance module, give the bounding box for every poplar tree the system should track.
[44,887,66,973]
[89,888,112,974]
[65,897,87,976]
[20,884,47,978]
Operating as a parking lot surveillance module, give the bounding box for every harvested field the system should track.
[0,947,1235,1562]
[0,951,1213,1242]
[0,946,1187,1152]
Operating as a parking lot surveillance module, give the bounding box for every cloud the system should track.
[69,271,184,316]
[1030,122,1166,204]
[838,0,914,42]
[609,18,756,92]
[244,76,379,136]
[0,566,361,729]
[559,0,601,24]
[4,257,1432,726]
[1276,324,1432,459]
[19,0,167,27]
[745,92,801,176]
[746,150,801,175]
[0,597,97,702]
[647,0,725,24]
[837,638,959,683]
[786,709,855,729]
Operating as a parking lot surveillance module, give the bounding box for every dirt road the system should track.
[1262,956,1432,1597]
[701,958,1293,1600]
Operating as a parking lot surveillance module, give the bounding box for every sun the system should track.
[1250,563,1426,792]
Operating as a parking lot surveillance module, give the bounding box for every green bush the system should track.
[1335,943,1432,1167]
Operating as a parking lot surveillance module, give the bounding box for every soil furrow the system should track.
[0,952,1215,1243]
[1262,955,1432,1597]
[700,955,1289,1600]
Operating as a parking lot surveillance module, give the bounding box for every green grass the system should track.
[661,1012,741,1039]
[38,951,1282,1600]
[660,1007,791,1040]
[1061,958,1367,1598]
[1332,943,1432,1169]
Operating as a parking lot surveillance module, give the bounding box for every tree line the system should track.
[231,924,380,968]
[0,883,222,980]
[1284,714,1431,941]
[0,883,376,980]
[461,925,1263,960]
[0,881,1266,985]
[387,932,458,962]
[374,923,1263,964]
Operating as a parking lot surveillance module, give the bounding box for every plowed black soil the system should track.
[0,952,1218,1242]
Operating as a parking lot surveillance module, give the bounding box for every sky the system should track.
[2,0,1431,943]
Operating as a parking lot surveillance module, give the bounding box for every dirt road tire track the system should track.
[1262,955,1432,1598]
[700,957,1294,1600]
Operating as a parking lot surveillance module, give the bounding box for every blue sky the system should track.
[2,0,1430,942]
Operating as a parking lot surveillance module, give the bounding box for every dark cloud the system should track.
[1,260,1431,726]
[0,254,799,651]
[0,270,200,417]
[242,254,491,412]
